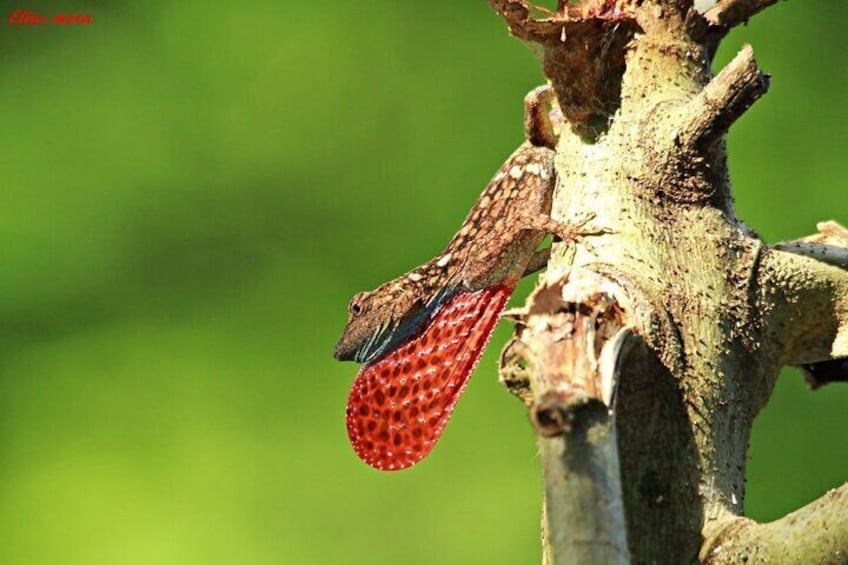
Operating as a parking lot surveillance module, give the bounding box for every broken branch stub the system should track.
[772,220,848,270]
[678,44,770,151]
[771,220,848,388]
[500,270,630,430]
[500,269,636,563]
[702,0,779,31]
[487,0,639,137]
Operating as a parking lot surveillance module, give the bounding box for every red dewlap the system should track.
[346,285,514,471]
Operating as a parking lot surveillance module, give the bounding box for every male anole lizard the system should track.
[334,85,598,470]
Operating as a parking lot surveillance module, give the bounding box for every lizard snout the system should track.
[333,337,355,362]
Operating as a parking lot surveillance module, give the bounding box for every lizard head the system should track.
[334,273,452,365]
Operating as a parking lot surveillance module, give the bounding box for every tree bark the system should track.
[489,0,848,562]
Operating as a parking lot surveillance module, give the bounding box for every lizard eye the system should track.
[348,292,370,317]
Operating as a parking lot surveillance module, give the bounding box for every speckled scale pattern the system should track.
[346,284,514,471]
[333,141,555,365]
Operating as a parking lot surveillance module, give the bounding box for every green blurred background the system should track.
[0,1,844,564]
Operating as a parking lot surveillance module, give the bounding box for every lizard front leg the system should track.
[522,248,551,277]
[461,212,607,290]
[518,218,606,278]
[518,211,609,243]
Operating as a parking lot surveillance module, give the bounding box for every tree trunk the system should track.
[488,1,848,562]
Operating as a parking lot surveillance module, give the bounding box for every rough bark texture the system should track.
[489,0,848,563]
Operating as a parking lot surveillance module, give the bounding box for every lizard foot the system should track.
[523,211,612,242]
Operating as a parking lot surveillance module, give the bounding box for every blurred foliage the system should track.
[0,1,845,564]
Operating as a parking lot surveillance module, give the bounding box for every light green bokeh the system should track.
[0,2,845,564]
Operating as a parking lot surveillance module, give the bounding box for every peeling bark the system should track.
[487,0,847,562]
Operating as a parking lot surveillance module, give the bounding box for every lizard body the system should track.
[334,85,598,470]
[334,85,577,365]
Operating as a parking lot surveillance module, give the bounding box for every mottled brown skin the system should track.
[334,86,587,364]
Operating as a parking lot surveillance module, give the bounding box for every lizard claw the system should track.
[551,213,614,257]
[580,237,599,256]
[556,212,614,242]
[573,211,614,233]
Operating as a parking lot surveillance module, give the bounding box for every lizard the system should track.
[334,85,602,471]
